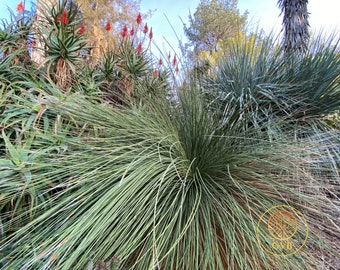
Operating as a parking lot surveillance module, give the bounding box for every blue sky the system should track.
[140,0,339,57]
[1,0,339,56]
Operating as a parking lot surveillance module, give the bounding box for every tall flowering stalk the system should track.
[121,25,128,38]
[105,21,111,31]
[137,42,142,54]
[172,55,177,66]
[16,1,24,13]
[175,65,179,73]
[130,27,135,36]
[136,12,142,25]
[78,23,86,34]
[128,13,153,54]
[143,23,148,34]
[149,27,153,40]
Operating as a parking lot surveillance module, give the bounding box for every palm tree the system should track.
[278,0,310,52]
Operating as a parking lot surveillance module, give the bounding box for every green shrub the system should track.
[1,88,339,269]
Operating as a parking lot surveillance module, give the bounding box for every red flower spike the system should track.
[57,9,68,25]
[136,12,142,25]
[63,9,68,25]
[130,27,135,36]
[17,1,24,13]
[158,58,163,66]
[172,55,177,66]
[168,52,171,60]
[121,25,128,37]
[137,43,143,54]
[143,23,148,34]
[175,65,179,73]
[149,27,153,40]
[105,21,111,31]
[78,23,86,34]
[153,69,158,77]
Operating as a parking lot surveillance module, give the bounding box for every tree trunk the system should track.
[31,0,57,65]
[278,0,310,53]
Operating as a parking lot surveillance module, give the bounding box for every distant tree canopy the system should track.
[198,32,266,67]
[184,0,247,56]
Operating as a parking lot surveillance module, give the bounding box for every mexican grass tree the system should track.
[0,84,339,269]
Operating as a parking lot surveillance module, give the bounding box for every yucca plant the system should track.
[204,33,340,132]
[283,34,340,118]
[0,84,338,269]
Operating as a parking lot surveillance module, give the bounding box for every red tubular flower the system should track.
[137,43,142,54]
[153,69,158,77]
[63,9,68,25]
[57,9,68,25]
[143,23,148,34]
[78,23,86,34]
[149,27,153,40]
[121,25,128,37]
[17,1,24,13]
[158,58,163,66]
[105,21,111,31]
[130,27,135,36]
[31,41,37,47]
[168,52,171,60]
[175,65,179,73]
[172,55,177,66]
[136,12,142,25]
